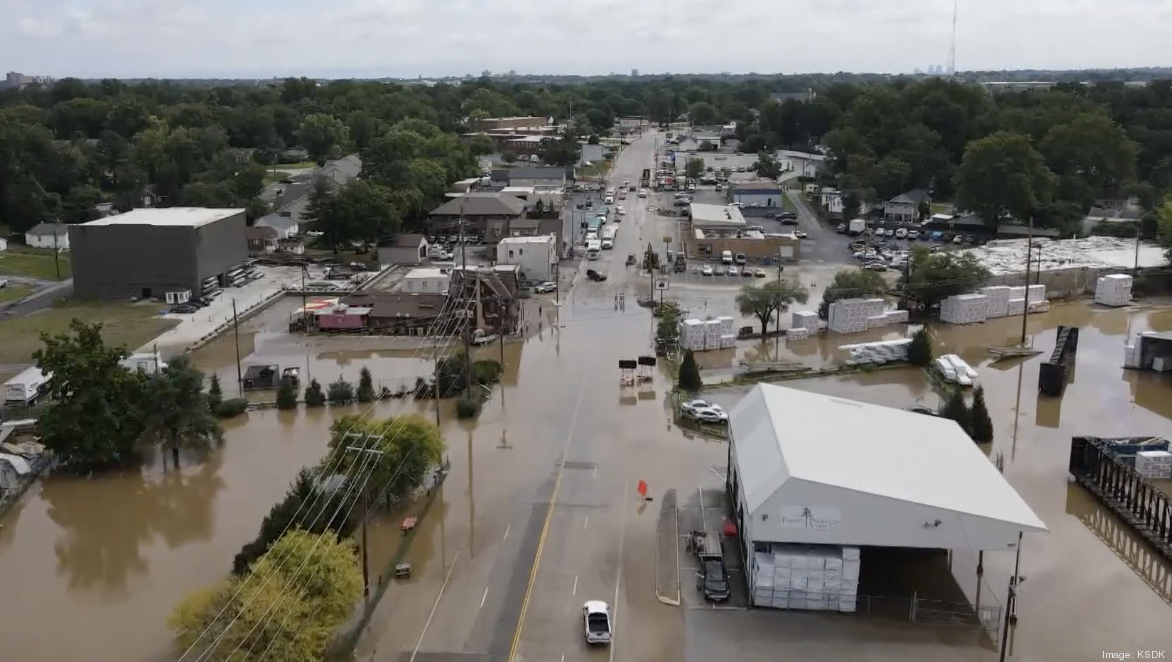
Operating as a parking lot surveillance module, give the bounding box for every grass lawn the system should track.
[0,247,72,280]
[576,162,607,179]
[0,300,179,365]
[263,171,292,186]
[930,202,954,214]
[782,195,798,212]
[277,160,320,170]
[0,284,34,303]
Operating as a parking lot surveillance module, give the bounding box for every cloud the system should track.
[0,0,1169,78]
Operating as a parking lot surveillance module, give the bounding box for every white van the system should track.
[605,195,614,205]
[721,250,734,265]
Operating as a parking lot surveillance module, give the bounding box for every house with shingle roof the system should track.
[428,193,528,259]
[256,155,363,236]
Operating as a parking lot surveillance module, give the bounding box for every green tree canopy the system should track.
[736,279,810,335]
[955,131,1057,227]
[900,246,991,310]
[328,415,446,508]
[141,356,223,469]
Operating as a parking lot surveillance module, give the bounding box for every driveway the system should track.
[786,190,855,265]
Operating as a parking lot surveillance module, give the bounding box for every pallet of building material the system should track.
[988,345,1044,361]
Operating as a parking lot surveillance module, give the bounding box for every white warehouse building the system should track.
[496,234,557,282]
[725,384,1046,576]
[399,268,450,295]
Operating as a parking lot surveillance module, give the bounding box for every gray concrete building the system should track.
[69,208,247,300]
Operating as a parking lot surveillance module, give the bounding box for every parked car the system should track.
[895,227,908,239]
[692,408,730,425]
[794,230,808,239]
[907,229,920,240]
[754,268,767,278]
[638,189,648,198]
[741,267,753,277]
[533,281,557,293]
[698,557,731,602]
[680,399,721,416]
[953,234,966,244]
[586,269,607,282]
[171,304,199,314]
[734,253,747,265]
[862,262,888,271]
[836,223,847,233]
[778,211,797,220]
[701,265,714,276]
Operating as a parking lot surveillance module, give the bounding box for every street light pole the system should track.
[1019,219,1035,346]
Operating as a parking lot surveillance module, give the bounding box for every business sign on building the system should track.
[778,505,841,531]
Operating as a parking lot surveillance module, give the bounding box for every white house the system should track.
[496,234,558,282]
[725,384,1046,563]
[0,237,8,252]
[25,222,70,250]
[120,351,167,374]
[820,188,844,216]
[399,267,450,295]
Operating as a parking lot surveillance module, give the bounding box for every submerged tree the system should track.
[906,327,933,367]
[736,279,809,335]
[142,356,223,469]
[356,367,376,403]
[969,386,994,443]
[940,390,971,437]
[678,350,703,392]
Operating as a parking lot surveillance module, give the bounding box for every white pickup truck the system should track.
[582,601,612,645]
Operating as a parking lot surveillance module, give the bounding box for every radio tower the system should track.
[946,0,958,78]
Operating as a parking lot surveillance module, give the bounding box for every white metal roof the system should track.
[498,235,555,245]
[690,203,746,228]
[80,207,244,228]
[729,384,1046,533]
[404,268,450,279]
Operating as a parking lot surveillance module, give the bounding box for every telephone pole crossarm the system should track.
[342,431,385,597]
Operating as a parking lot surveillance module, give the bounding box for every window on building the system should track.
[518,248,523,255]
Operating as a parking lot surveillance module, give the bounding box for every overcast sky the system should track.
[3,0,1171,79]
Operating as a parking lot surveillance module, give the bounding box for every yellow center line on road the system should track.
[506,378,587,662]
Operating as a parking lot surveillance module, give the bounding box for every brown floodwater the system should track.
[4,283,1172,661]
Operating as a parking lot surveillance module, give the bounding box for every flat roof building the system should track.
[726,384,1046,555]
[69,207,247,301]
[689,203,746,230]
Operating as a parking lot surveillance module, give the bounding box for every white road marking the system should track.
[502,522,511,541]
[583,515,589,530]
[480,585,489,608]
[698,487,707,529]
[409,551,461,662]
[710,467,725,482]
[573,575,578,596]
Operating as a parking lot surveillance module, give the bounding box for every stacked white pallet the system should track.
[840,546,861,613]
[840,339,913,365]
[787,327,810,340]
[1027,284,1047,303]
[935,356,958,382]
[1028,300,1050,313]
[1136,450,1172,479]
[1007,298,1026,316]
[1095,274,1133,307]
[704,320,722,350]
[883,309,909,324]
[940,293,989,324]
[1008,285,1027,301]
[792,310,819,330]
[981,286,1012,318]
[1124,342,1142,369]
[716,316,737,348]
[943,353,978,387]
[828,298,885,334]
[750,545,861,613]
[679,319,705,351]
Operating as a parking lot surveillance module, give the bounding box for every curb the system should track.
[655,488,682,607]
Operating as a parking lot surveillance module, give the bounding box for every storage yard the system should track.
[962,236,1166,276]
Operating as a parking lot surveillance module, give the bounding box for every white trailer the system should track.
[4,367,50,405]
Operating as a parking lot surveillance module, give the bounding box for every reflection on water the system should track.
[45,452,224,596]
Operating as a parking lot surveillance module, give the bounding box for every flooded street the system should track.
[2,131,1172,662]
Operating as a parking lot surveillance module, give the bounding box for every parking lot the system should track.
[676,487,750,611]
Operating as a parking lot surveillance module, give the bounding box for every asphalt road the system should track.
[361,132,702,662]
[786,190,856,265]
[0,278,73,319]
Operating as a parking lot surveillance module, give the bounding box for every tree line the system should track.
[6,75,1172,239]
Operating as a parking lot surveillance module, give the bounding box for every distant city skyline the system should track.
[2,0,1170,79]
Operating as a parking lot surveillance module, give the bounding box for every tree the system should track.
[901,246,991,311]
[328,415,446,508]
[955,131,1057,227]
[685,157,705,180]
[207,374,224,411]
[906,327,933,367]
[171,530,362,662]
[940,390,970,436]
[756,152,782,179]
[297,113,350,163]
[688,101,719,125]
[501,149,519,163]
[33,320,148,472]
[678,350,703,392]
[736,279,810,335]
[356,367,376,403]
[142,356,224,469]
[231,468,356,575]
[304,379,326,407]
[1156,197,1172,261]
[327,377,354,404]
[467,134,496,156]
[969,386,994,443]
[655,301,682,347]
[1040,113,1137,206]
[588,134,600,145]
[818,269,887,319]
[276,377,298,410]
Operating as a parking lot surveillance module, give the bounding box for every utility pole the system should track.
[1019,219,1034,346]
[52,226,62,280]
[232,298,243,396]
[433,358,442,427]
[1134,224,1142,275]
[998,531,1025,662]
[342,431,385,598]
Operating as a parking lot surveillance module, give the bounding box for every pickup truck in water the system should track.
[582,600,612,644]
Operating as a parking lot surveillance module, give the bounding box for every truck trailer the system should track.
[4,367,51,406]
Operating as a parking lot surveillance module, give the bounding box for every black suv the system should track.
[698,558,731,602]
[586,269,607,282]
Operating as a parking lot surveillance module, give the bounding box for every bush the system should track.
[940,390,970,436]
[304,379,326,407]
[678,350,703,392]
[327,378,354,404]
[473,359,503,385]
[356,367,376,403]
[455,397,482,419]
[276,378,298,410]
[969,386,994,443]
[907,328,933,366]
[214,398,249,419]
[207,374,223,411]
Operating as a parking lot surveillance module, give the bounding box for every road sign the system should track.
[655,278,669,291]
[662,236,671,244]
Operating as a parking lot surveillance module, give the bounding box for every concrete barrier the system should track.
[656,488,681,606]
